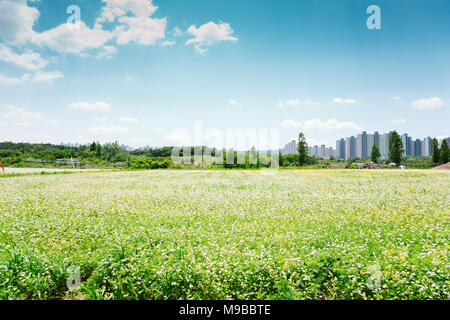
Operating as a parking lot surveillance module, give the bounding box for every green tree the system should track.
[223,149,235,169]
[89,142,97,152]
[371,144,381,163]
[388,131,403,166]
[95,142,102,157]
[297,132,308,166]
[278,152,284,167]
[440,139,449,164]
[248,146,258,168]
[432,138,440,164]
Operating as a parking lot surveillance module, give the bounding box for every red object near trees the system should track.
[0,162,4,173]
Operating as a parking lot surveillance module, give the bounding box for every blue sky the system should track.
[0,0,449,149]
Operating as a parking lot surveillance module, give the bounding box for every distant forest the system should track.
[0,141,170,166]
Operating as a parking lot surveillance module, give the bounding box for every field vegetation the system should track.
[0,170,448,300]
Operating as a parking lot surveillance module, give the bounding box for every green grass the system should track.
[0,170,448,300]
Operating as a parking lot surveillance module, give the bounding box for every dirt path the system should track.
[2,167,111,174]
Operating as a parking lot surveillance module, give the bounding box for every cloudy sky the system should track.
[0,0,449,149]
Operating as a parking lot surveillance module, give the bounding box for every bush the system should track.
[127,158,172,170]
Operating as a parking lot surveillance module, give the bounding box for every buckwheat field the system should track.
[0,170,448,300]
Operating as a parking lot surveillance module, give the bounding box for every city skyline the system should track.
[282,130,450,160]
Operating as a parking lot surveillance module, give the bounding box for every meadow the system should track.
[0,170,448,300]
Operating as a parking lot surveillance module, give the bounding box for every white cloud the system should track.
[165,131,191,146]
[97,0,158,23]
[97,0,166,46]
[32,22,114,54]
[333,98,357,104]
[391,118,406,124]
[229,99,239,105]
[161,40,175,47]
[0,105,42,121]
[411,96,443,110]
[69,102,111,111]
[115,16,167,45]
[194,47,208,55]
[186,22,237,54]
[155,127,163,132]
[173,26,183,37]
[280,119,302,128]
[1,0,166,58]
[0,0,39,42]
[0,74,23,85]
[305,100,320,106]
[279,99,319,107]
[303,118,362,130]
[88,126,128,134]
[390,96,401,100]
[286,98,300,106]
[0,43,47,70]
[23,70,64,83]
[97,45,117,59]
[0,105,58,126]
[0,71,64,84]
[120,116,139,123]
[94,117,109,122]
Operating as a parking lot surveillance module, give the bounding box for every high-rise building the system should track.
[356,131,368,159]
[345,136,355,160]
[284,132,444,161]
[282,140,298,155]
[374,131,380,148]
[422,137,432,156]
[305,144,337,158]
[319,145,326,158]
[336,138,345,159]
[401,134,412,156]
[414,139,422,156]
[407,136,413,156]
[356,134,362,159]
[401,134,407,155]
[328,147,333,158]
[367,134,375,159]
[379,132,391,160]
[362,131,367,159]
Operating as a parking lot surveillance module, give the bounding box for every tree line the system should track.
[0,133,447,169]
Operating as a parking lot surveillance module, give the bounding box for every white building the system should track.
[422,137,432,156]
[345,136,355,160]
[282,140,298,155]
[367,134,375,158]
[379,133,391,160]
